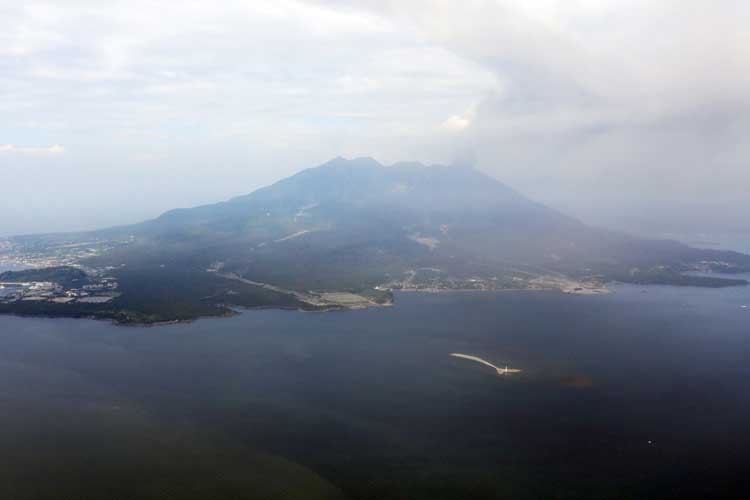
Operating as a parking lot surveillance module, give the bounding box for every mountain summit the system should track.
[2,157,749,323]
[128,157,749,289]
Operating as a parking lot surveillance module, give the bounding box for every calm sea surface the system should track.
[1,281,749,499]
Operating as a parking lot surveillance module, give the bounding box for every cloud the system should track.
[441,105,476,131]
[441,115,471,131]
[0,0,748,237]
[0,144,65,155]
[316,1,750,235]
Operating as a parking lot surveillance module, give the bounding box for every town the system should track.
[0,236,130,270]
[0,273,120,305]
[0,237,124,306]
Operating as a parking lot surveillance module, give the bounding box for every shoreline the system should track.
[14,275,745,327]
[0,286,584,327]
[392,285,609,295]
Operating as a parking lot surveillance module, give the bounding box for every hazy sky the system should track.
[2,0,749,238]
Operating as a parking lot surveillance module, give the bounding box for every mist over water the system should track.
[676,234,750,255]
[2,284,749,499]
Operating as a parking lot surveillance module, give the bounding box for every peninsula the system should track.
[1,157,748,324]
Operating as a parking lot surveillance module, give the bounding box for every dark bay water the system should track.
[1,284,750,499]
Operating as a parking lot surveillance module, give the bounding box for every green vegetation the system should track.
[2,158,750,324]
[0,267,316,325]
[110,267,311,323]
[358,287,394,304]
[0,266,90,287]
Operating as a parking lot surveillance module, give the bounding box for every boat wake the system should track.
[450,353,522,375]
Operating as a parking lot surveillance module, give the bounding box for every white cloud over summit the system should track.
[1,0,748,237]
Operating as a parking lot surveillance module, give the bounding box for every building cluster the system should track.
[381,269,500,292]
[0,277,119,305]
[0,236,133,271]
